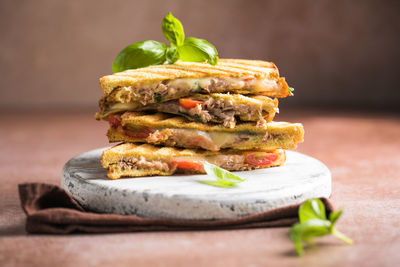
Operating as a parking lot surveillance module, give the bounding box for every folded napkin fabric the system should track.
[18,183,333,234]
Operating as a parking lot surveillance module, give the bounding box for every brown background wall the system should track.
[0,0,399,112]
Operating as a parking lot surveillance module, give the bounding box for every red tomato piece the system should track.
[170,160,204,171]
[108,114,121,128]
[179,98,204,109]
[244,152,278,167]
[243,77,255,82]
[123,126,153,139]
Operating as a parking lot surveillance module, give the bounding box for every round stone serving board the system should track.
[61,148,331,220]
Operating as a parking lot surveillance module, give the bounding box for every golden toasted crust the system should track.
[119,111,303,134]
[106,166,173,179]
[101,143,286,179]
[105,112,304,151]
[101,143,221,165]
[99,59,289,97]
[107,126,303,151]
[101,143,287,162]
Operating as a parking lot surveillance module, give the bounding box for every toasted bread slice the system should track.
[101,143,286,179]
[98,93,279,127]
[99,59,291,101]
[106,112,304,151]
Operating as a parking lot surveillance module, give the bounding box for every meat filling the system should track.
[118,156,174,173]
[106,77,233,107]
[102,76,277,111]
[155,97,264,128]
[114,152,279,175]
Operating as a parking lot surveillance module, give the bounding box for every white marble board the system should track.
[61,148,331,220]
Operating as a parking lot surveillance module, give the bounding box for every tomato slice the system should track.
[170,160,204,171]
[243,77,255,82]
[179,98,204,109]
[244,152,278,167]
[123,126,153,139]
[108,114,121,128]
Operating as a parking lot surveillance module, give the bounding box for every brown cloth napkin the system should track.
[18,183,333,234]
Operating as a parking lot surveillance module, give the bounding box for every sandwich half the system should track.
[101,143,286,179]
[106,112,304,151]
[97,59,291,120]
[99,93,279,128]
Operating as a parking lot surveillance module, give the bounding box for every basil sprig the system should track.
[290,198,353,256]
[112,12,218,72]
[199,161,245,188]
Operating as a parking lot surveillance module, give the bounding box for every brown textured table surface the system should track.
[1,110,400,266]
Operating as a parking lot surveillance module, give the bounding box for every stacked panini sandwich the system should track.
[96,59,304,179]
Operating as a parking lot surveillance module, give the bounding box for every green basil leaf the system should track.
[329,209,342,225]
[178,37,219,65]
[112,40,167,72]
[299,198,327,223]
[162,12,185,46]
[203,161,245,183]
[290,219,331,248]
[166,46,179,64]
[290,199,353,256]
[216,177,237,186]
[198,180,236,188]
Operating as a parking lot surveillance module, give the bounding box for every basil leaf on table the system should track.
[162,12,185,46]
[329,209,342,225]
[290,198,353,256]
[299,198,327,222]
[112,40,167,73]
[178,37,219,65]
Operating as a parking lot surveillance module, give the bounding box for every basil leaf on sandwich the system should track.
[112,12,218,72]
[178,37,219,65]
[199,161,245,188]
[112,40,167,73]
[166,46,179,64]
[162,12,185,47]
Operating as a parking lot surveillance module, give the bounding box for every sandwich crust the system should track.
[101,143,286,179]
[97,93,279,127]
[106,112,304,151]
[119,111,303,134]
[99,59,290,98]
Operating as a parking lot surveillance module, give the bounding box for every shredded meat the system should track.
[211,155,249,171]
[153,96,264,128]
[203,98,236,128]
[187,104,212,123]
[146,129,173,143]
[107,79,195,107]
[204,78,229,92]
[119,156,173,172]
[117,154,261,174]
[134,87,155,105]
